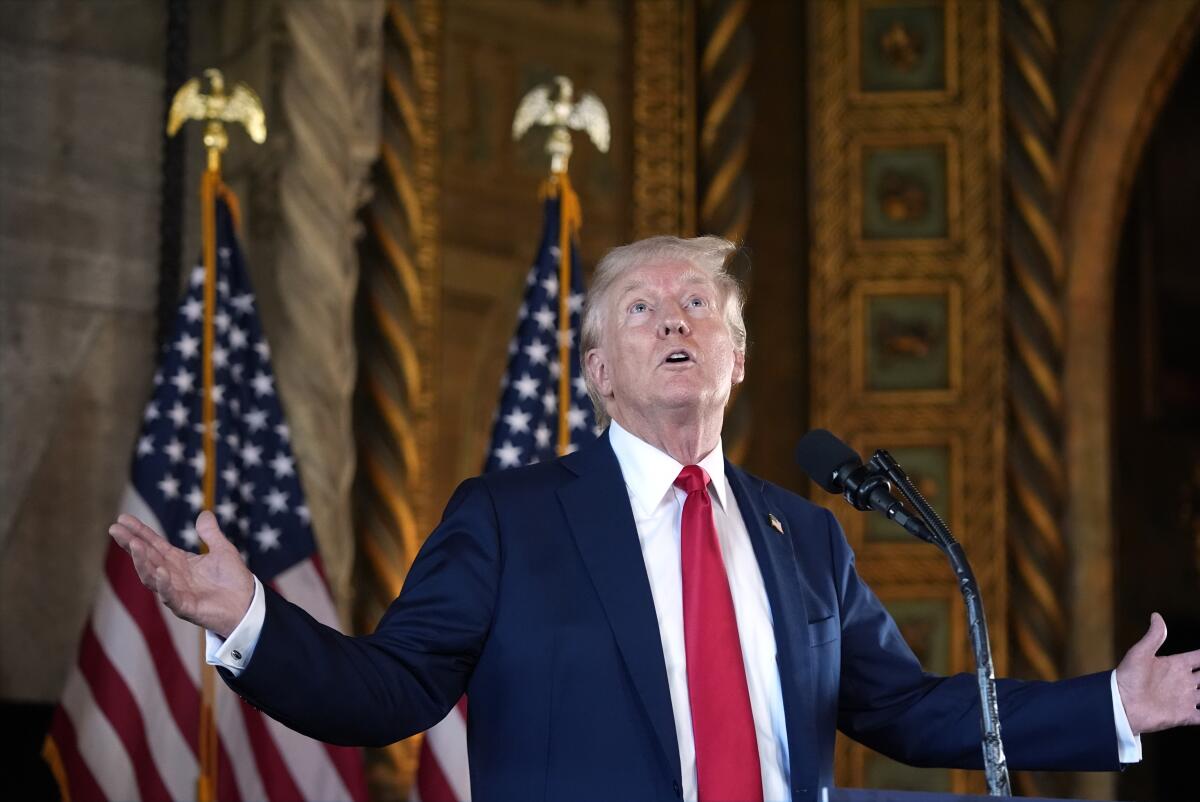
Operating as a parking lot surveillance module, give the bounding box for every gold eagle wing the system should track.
[224,83,267,144]
[569,92,610,153]
[166,78,205,137]
[512,85,552,141]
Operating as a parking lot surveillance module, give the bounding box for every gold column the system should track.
[632,0,697,239]
[355,0,441,796]
[1001,0,1066,702]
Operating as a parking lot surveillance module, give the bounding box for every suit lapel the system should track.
[558,432,682,781]
[725,462,818,785]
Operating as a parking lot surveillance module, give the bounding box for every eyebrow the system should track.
[616,271,711,300]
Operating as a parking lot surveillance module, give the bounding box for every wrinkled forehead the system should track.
[611,259,717,304]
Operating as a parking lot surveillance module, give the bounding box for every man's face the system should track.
[585,259,745,427]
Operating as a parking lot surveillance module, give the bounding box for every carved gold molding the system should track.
[632,0,696,239]
[809,0,1004,794]
[1001,7,1067,796]
[355,0,442,796]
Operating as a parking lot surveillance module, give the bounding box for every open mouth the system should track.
[663,350,692,365]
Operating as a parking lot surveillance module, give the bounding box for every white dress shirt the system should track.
[207,422,1142,793]
[607,419,791,801]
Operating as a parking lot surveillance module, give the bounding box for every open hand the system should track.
[109,510,254,639]
[1115,612,1200,735]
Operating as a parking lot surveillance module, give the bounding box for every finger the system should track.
[127,539,166,590]
[109,522,136,551]
[195,510,231,553]
[116,514,175,558]
[152,564,175,597]
[1133,612,1168,657]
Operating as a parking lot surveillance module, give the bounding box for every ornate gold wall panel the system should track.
[808,1,1004,794]
[355,0,441,796]
[632,0,697,239]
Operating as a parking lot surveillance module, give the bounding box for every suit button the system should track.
[672,780,681,797]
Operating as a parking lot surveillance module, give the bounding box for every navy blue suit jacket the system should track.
[224,432,1119,801]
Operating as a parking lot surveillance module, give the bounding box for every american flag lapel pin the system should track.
[768,513,784,534]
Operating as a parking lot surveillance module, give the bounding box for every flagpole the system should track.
[511,76,608,456]
[167,68,266,802]
[551,171,582,456]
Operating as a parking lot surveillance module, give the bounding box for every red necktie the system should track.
[676,465,763,802]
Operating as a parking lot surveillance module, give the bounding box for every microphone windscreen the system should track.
[795,429,862,493]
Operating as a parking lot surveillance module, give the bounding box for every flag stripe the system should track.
[60,668,140,801]
[93,572,199,797]
[76,624,175,802]
[274,559,340,629]
[265,711,353,802]
[215,688,269,802]
[49,712,105,802]
[415,740,459,802]
[324,742,370,802]
[423,705,471,800]
[239,702,307,802]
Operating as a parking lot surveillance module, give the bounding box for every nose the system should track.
[658,317,690,338]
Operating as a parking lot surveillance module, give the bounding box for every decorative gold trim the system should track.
[811,2,1004,792]
[848,131,962,254]
[849,278,963,405]
[632,0,696,238]
[848,0,960,106]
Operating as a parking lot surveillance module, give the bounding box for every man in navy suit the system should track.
[112,236,1200,801]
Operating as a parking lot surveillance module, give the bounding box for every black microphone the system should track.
[795,429,935,543]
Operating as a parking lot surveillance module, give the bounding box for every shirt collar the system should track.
[607,418,729,517]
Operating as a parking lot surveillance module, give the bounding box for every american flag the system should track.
[411,192,598,801]
[46,196,368,802]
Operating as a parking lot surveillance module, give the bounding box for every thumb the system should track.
[1132,612,1168,657]
[195,510,231,554]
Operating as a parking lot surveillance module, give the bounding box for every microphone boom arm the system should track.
[869,449,1012,797]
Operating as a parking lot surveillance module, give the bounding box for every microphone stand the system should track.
[869,449,1012,797]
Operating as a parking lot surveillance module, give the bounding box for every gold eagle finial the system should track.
[167,68,266,170]
[512,76,609,175]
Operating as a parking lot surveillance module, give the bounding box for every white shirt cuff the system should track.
[1110,669,1143,764]
[205,576,265,677]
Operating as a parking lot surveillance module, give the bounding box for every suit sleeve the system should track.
[218,477,501,747]
[826,508,1121,771]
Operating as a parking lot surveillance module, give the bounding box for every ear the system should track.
[731,349,746,387]
[585,348,613,398]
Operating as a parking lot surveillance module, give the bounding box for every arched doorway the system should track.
[1111,32,1200,802]
[1059,2,1200,800]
